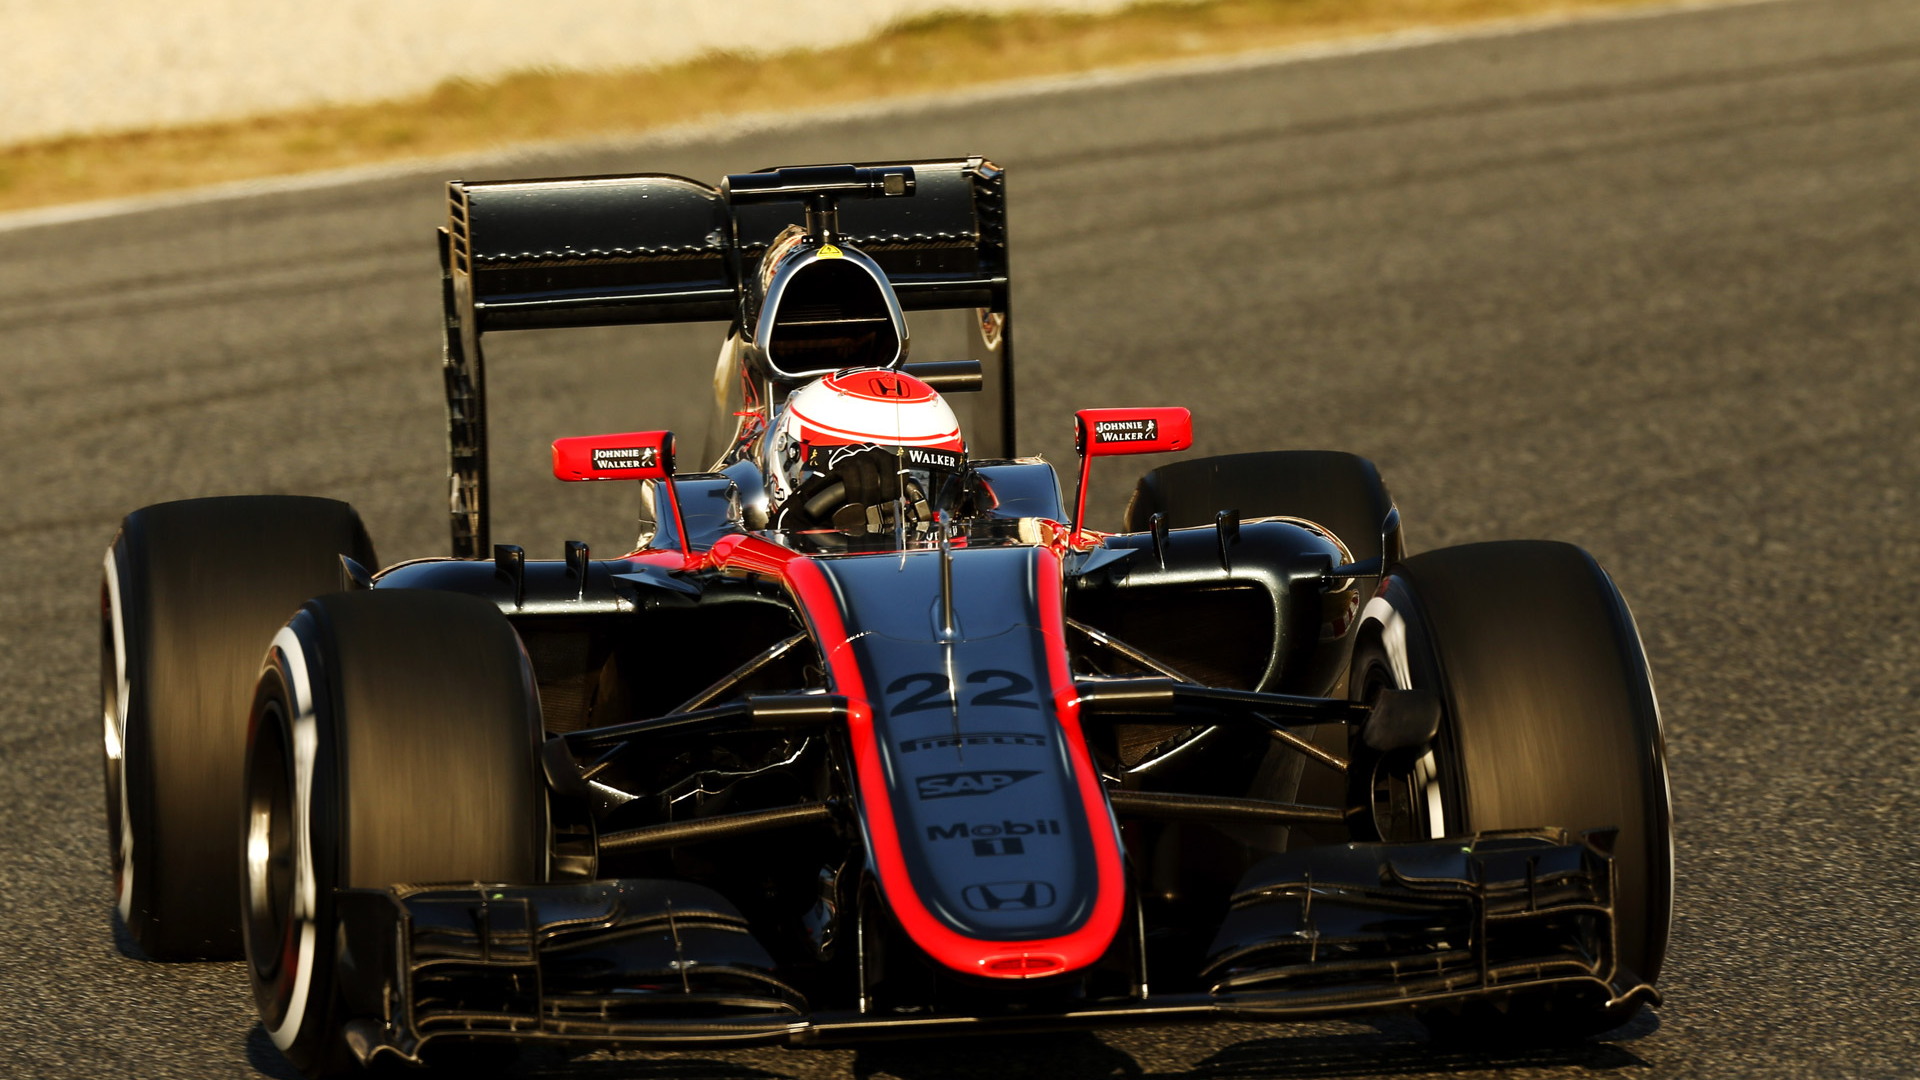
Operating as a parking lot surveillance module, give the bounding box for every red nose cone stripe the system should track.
[782,552,1125,980]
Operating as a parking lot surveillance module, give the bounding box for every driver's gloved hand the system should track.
[793,448,899,533]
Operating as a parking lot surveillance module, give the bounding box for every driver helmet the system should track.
[766,368,967,541]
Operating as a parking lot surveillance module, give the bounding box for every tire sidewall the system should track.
[102,536,148,938]
[244,613,345,1075]
[1350,577,1465,842]
[242,590,547,1074]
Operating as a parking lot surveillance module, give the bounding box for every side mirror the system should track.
[551,430,688,556]
[1070,407,1193,541]
[1074,407,1193,458]
[551,431,676,482]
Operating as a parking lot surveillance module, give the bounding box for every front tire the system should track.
[244,590,546,1077]
[1352,540,1671,1040]
[103,496,376,959]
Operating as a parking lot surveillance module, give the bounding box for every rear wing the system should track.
[438,157,1013,558]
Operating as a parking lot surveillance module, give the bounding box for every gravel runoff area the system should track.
[0,0,1144,145]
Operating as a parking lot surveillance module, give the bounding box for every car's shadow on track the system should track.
[843,1013,1657,1080]
[243,1012,1658,1079]
[1163,1023,1657,1079]
[244,1027,302,1080]
[852,1033,1145,1080]
[110,910,152,962]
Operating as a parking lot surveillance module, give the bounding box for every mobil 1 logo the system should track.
[927,818,1060,857]
[915,770,1039,801]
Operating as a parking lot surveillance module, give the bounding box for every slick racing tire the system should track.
[1350,541,1672,1041]
[1123,450,1404,565]
[102,496,377,960]
[244,590,546,1078]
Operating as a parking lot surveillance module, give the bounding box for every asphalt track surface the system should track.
[4,0,1918,1076]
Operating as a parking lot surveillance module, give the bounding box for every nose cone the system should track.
[788,546,1127,979]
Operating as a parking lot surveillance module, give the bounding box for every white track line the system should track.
[0,0,1789,235]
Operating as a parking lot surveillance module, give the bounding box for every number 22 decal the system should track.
[885,670,1039,715]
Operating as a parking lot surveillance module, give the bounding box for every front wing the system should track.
[329,831,1651,1066]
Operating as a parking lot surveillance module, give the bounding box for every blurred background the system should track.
[0,0,1685,212]
[0,0,1150,143]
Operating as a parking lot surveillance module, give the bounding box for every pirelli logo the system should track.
[591,446,657,470]
[899,732,1046,753]
[1093,418,1158,443]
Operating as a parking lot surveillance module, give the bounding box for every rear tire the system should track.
[102,496,376,959]
[244,589,546,1077]
[1351,540,1671,1041]
[1123,450,1403,564]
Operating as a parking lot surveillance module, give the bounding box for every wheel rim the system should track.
[246,698,299,1028]
[247,627,324,1052]
[1354,634,1457,844]
[100,558,135,923]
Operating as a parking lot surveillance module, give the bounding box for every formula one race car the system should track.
[101,158,1671,1077]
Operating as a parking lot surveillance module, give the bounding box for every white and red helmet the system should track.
[765,368,967,538]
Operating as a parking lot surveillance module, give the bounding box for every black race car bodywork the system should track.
[101,159,1670,1076]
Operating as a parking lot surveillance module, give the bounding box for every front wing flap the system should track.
[332,879,808,1067]
[330,831,1649,1060]
[1206,829,1657,1017]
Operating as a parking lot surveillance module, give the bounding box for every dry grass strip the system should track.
[1,0,1689,212]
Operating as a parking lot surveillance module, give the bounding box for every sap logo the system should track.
[899,732,1045,754]
[962,881,1058,912]
[915,770,1039,800]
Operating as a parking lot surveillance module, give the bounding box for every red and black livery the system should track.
[100,160,1672,1078]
